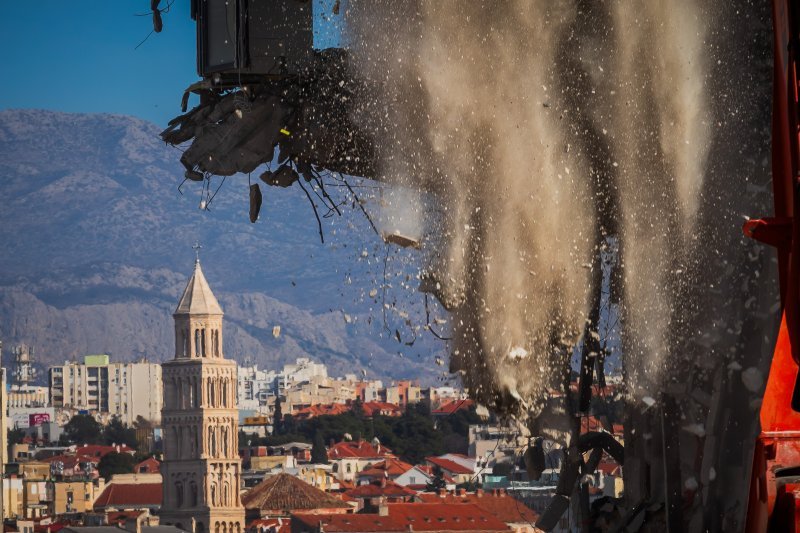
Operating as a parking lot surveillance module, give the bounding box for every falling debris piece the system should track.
[642,396,656,409]
[249,183,262,223]
[185,169,204,182]
[682,423,706,438]
[508,346,529,361]
[343,313,352,324]
[435,356,444,366]
[727,361,743,371]
[382,232,420,249]
[741,367,764,393]
[260,165,299,188]
[368,288,378,298]
[685,477,699,491]
[272,325,281,338]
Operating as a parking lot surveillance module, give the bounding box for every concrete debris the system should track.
[162,50,375,180]
[741,367,764,393]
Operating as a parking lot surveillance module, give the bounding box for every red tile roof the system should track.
[93,482,162,510]
[292,503,510,532]
[417,491,538,525]
[328,441,394,460]
[357,458,414,479]
[106,510,146,526]
[242,473,351,515]
[362,402,403,417]
[76,444,135,458]
[425,457,473,475]
[293,404,351,419]
[135,457,160,474]
[345,480,417,499]
[432,399,474,415]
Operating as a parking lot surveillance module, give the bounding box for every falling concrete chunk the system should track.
[682,423,706,438]
[642,396,656,408]
[382,232,420,249]
[741,367,764,393]
[508,346,529,361]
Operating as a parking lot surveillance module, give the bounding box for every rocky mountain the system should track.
[0,109,449,383]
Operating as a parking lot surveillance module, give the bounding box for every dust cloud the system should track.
[345,0,711,413]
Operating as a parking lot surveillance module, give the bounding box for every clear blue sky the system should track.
[0,1,343,126]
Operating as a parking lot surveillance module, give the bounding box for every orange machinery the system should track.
[744,0,800,530]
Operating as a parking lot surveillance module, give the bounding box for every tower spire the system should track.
[193,241,203,264]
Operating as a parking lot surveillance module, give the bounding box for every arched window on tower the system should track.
[209,426,216,457]
[221,379,227,408]
[175,481,184,507]
[192,378,199,408]
[190,481,198,507]
[209,379,215,407]
[195,329,201,357]
[201,328,207,356]
[214,330,220,356]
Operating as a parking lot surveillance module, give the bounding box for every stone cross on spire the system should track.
[193,241,203,264]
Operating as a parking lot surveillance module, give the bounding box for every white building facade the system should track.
[49,355,162,425]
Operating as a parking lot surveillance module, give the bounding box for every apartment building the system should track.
[49,355,162,425]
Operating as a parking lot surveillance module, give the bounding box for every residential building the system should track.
[383,381,421,408]
[425,456,475,485]
[238,365,279,411]
[327,441,395,483]
[93,472,163,515]
[356,458,414,484]
[49,355,163,426]
[52,480,99,515]
[160,257,245,533]
[7,386,49,409]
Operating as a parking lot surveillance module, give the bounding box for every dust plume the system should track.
[345,0,710,412]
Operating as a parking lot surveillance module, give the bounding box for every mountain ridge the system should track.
[0,108,448,384]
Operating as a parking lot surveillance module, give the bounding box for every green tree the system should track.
[351,397,365,419]
[97,452,137,480]
[273,397,283,435]
[103,417,138,448]
[426,465,447,492]
[62,414,103,445]
[311,430,328,464]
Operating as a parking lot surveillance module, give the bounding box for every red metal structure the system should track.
[744,0,800,530]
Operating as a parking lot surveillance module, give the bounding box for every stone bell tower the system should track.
[160,255,244,533]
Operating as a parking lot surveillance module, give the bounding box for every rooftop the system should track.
[358,458,414,479]
[241,472,350,514]
[345,480,417,499]
[425,457,473,475]
[328,441,394,460]
[174,259,223,316]
[417,490,539,525]
[93,482,162,510]
[292,503,510,532]
[432,399,474,415]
